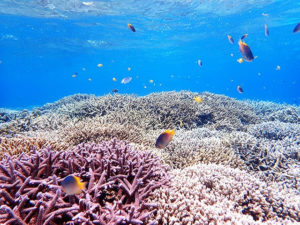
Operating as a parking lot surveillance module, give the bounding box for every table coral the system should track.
[0,139,169,224]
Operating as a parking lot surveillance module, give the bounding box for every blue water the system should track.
[0,0,299,108]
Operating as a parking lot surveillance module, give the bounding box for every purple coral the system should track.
[0,139,169,224]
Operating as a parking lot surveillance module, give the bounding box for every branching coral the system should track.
[0,136,66,160]
[0,139,169,224]
[148,163,299,225]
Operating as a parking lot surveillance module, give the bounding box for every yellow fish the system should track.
[194,96,203,103]
[61,175,85,195]
[155,129,175,149]
[97,64,103,67]
[112,77,117,82]
[276,65,281,70]
[237,58,244,63]
[149,80,154,83]
[72,74,77,78]
[179,121,183,128]
[128,67,131,71]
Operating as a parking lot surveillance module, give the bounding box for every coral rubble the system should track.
[0,139,169,224]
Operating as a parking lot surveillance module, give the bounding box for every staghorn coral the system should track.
[0,139,169,224]
[0,136,66,159]
[148,163,299,225]
[150,128,247,170]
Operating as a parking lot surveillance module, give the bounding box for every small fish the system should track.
[197,59,202,67]
[237,85,244,93]
[112,77,117,82]
[238,40,254,62]
[194,96,203,103]
[144,85,147,89]
[111,89,118,93]
[227,35,234,44]
[149,80,154,83]
[97,63,103,67]
[276,65,281,70]
[121,76,132,84]
[72,74,77,78]
[128,67,131,71]
[155,129,175,149]
[262,13,269,17]
[82,1,94,6]
[159,83,162,86]
[240,34,248,40]
[88,78,92,81]
[230,53,234,57]
[293,23,300,33]
[128,23,136,32]
[258,72,261,76]
[237,58,244,63]
[179,121,183,128]
[264,24,269,37]
[61,175,85,195]
[82,68,86,71]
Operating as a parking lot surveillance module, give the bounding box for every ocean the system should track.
[0,1,299,224]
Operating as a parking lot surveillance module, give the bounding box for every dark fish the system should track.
[237,85,244,93]
[128,23,136,32]
[227,35,234,44]
[240,33,248,40]
[293,23,300,33]
[264,24,269,37]
[238,40,254,62]
[155,129,175,149]
[111,89,118,93]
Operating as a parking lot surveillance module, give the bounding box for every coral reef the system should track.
[0,139,169,224]
[148,163,300,224]
[0,136,66,159]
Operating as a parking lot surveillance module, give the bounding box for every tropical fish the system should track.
[227,35,234,44]
[112,77,117,82]
[197,59,202,67]
[128,23,136,32]
[240,34,248,40]
[262,13,269,17]
[230,53,234,57]
[155,129,175,149]
[128,67,131,71]
[276,65,281,70]
[179,121,183,128]
[121,76,132,84]
[264,24,269,37]
[72,72,78,78]
[149,80,154,83]
[97,63,103,67]
[237,85,244,93]
[194,96,203,103]
[238,40,254,62]
[61,175,85,195]
[88,78,92,81]
[144,85,147,89]
[111,89,118,93]
[293,23,300,33]
[237,58,244,63]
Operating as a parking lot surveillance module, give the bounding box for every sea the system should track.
[0,1,299,225]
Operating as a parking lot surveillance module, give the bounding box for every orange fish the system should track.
[238,40,254,62]
[128,23,136,32]
[61,175,85,195]
[227,35,234,44]
[237,85,244,93]
[155,129,175,149]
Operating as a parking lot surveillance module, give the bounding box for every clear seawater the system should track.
[0,0,299,108]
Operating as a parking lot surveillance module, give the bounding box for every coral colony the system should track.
[0,91,299,224]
